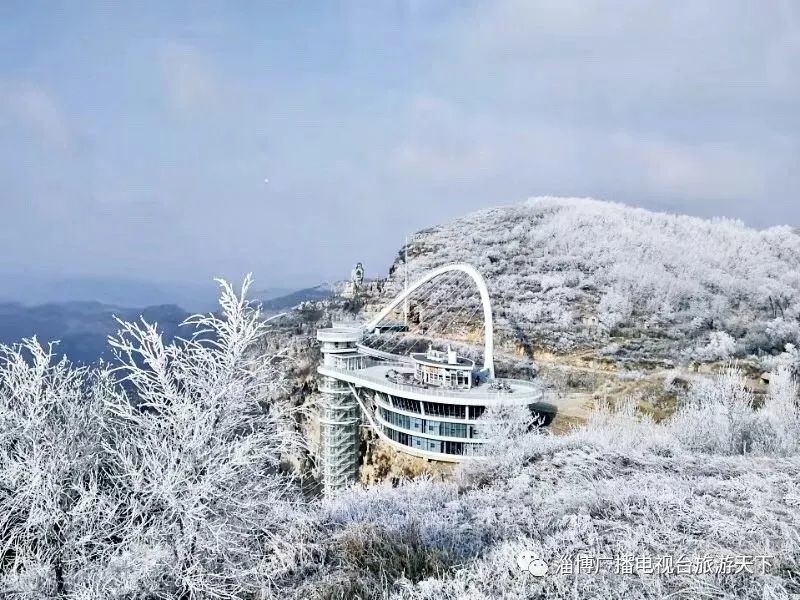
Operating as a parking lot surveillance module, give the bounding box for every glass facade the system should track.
[392,396,422,413]
[468,405,486,419]
[423,401,466,419]
[383,425,452,455]
[328,353,370,370]
[379,406,475,437]
[379,407,425,432]
[380,426,484,457]
[378,403,486,457]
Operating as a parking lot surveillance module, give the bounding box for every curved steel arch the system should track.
[364,263,495,379]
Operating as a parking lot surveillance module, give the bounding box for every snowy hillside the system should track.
[378,197,800,361]
[4,277,800,599]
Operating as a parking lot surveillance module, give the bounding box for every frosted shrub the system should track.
[598,342,621,356]
[99,275,307,598]
[0,341,120,598]
[454,402,550,487]
[0,277,310,599]
[670,366,759,454]
[764,318,800,352]
[539,274,565,292]
[472,403,541,457]
[577,397,677,454]
[644,364,800,457]
[597,290,633,330]
[753,367,800,455]
[691,331,737,362]
[510,301,572,328]
[768,343,800,377]
[661,369,682,392]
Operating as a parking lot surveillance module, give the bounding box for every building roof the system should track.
[318,363,541,406]
[410,352,475,369]
[317,326,362,343]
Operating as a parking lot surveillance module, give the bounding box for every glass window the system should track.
[469,406,486,420]
[423,402,466,419]
[392,397,421,413]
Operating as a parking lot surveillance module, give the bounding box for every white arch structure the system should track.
[364,263,495,379]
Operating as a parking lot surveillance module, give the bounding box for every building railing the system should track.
[318,365,541,402]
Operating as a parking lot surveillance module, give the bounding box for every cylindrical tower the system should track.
[316,326,362,494]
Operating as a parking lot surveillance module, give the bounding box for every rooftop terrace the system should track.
[317,363,542,406]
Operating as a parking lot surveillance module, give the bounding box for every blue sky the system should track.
[1,1,798,292]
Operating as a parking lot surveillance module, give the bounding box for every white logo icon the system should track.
[516,550,548,577]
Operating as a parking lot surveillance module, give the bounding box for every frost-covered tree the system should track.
[754,367,800,456]
[0,341,121,598]
[97,276,307,598]
[772,343,800,377]
[667,363,800,457]
[670,365,757,454]
[473,403,539,455]
[1,277,311,599]
[454,402,545,488]
[597,290,633,330]
[690,330,737,362]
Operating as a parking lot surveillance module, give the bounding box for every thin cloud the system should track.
[0,2,798,290]
[159,42,234,118]
[0,82,75,152]
[382,0,797,207]
[610,135,768,203]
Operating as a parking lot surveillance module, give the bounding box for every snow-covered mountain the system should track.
[373,197,800,362]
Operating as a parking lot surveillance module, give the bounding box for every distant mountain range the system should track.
[0,270,296,313]
[260,284,335,311]
[0,301,193,364]
[0,279,337,365]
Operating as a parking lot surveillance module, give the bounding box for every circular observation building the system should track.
[314,262,543,494]
[317,335,542,466]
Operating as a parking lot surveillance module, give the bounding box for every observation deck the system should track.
[315,262,543,490]
[317,363,540,407]
[317,339,543,462]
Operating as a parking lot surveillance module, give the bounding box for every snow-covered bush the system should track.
[470,403,542,461]
[669,364,800,456]
[670,366,758,454]
[576,397,678,454]
[0,277,310,599]
[95,276,307,598]
[597,290,633,330]
[751,367,800,456]
[765,343,800,377]
[763,318,800,353]
[0,341,120,598]
[690,330,738,362]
